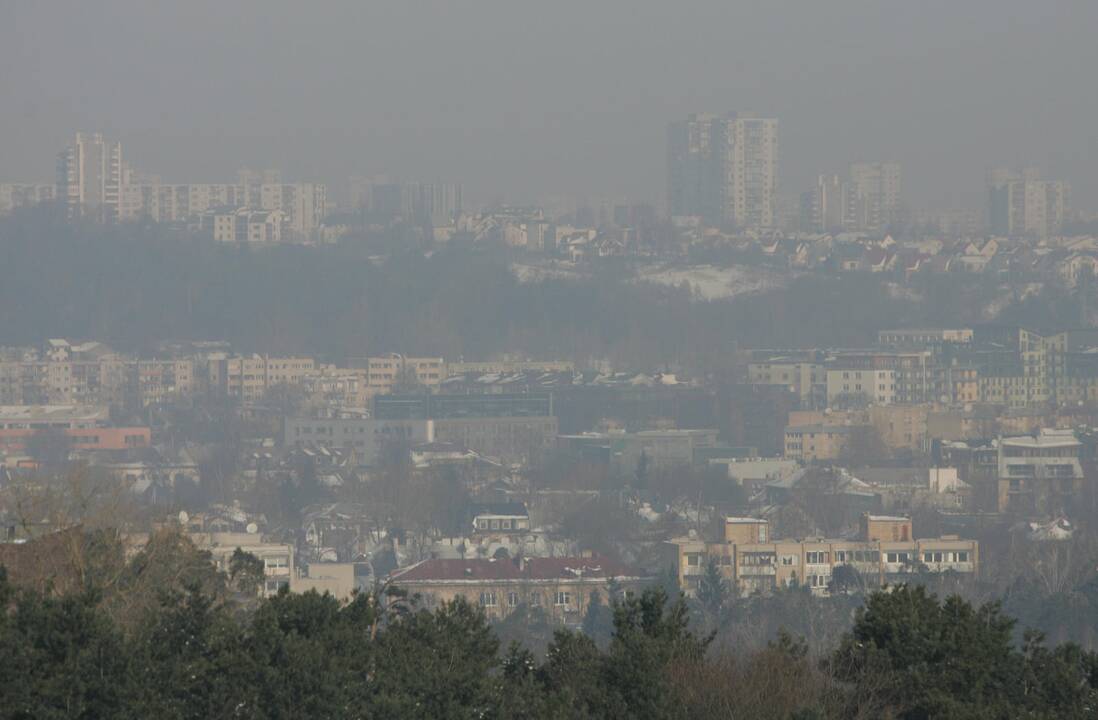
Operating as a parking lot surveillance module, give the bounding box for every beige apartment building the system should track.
[783,424,851,462]
[123,530,295,599]
[787,405,929,454]
[878,328,973,347]
[205,354,316,402]
[447,360,574,375]
[352,355,446,396]
[189,532,295,597]
[0,357,195,407]
[665,515,978,597]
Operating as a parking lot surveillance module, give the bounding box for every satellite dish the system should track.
[246,522,259,534]
[178,511,189,525]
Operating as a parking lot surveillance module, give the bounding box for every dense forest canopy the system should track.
[0,209,1078,372]
[2,557,1096,720]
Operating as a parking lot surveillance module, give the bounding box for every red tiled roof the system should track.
[388,555,644,583]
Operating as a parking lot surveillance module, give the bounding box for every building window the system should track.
[687,554,701,566]
[805,551,828,565]
[956,551,969,563]
[780,555,796,566]
[554,591,571,607]
[529,593,541,607]
[479,592,497,607]
[507,592,519,607]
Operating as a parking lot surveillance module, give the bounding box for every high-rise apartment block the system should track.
[848,162,901,232]
[800,163,902,234]
[727,115,779,229]
[667,112,778,228]
[667,113,726,224]
[56,132,124,222]
[799,174,846,233]
[988,167,1068,238]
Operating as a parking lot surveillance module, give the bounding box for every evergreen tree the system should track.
[696,558,728,621]
[580,590,614,647]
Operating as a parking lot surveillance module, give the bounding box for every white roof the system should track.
[1002,429,1080,449]
[0,405,109,422]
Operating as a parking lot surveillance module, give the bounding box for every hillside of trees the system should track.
[2,554,1097,720]
[0,208,1075,373]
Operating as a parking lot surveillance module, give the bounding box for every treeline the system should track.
[0,209,1051,373]
[2,564,1097,719]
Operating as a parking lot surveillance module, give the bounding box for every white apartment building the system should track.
[727,114,779,229]
[56,132,124,221]
[201,207,284,243]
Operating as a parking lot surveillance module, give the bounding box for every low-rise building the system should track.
[386,555,651,623]
[447,360,574,375]
[878,328,973,347]
[747,355,826,407]
[556,428,719,473]
[189,531,295,598]
[290,563,361,601]
[0,405,149,452]
[375,393,557,464]
[283,416,434,465]
[350,355,446,396]
[470,502,531,535]
[206,354,316,402]
[826,368,897,406]
[664,514,978,597]
[997,428,1084,515]
[783,424,851,462]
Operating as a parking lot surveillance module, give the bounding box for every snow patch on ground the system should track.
[634,264,784,300]
[510,261,585,283]
[886,282,923,302]
[983,282,1043,319]
[510,259,784,301]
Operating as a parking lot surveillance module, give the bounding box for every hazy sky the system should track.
[2,1,1096,211]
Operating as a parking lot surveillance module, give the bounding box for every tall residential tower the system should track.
[56,132,124,222]
[667,112,778,229]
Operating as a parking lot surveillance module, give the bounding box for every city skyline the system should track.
[1,2,1096,211]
